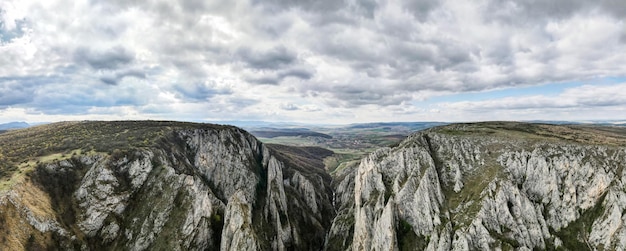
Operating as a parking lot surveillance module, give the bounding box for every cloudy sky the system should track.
[1,0,626,124]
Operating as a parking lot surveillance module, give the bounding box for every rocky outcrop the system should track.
[3,121,626,250]
[328,123,626,250]
[0,124,334,250]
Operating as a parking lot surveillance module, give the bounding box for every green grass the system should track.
[0,165,34,191]
[330,159,361,176]
[397,218,427,251]
[0,149,92,191]
[551,191,608,251]
[446,164,501,211]
[266,144,334,171]
[256,130,396,177]
[0,121,232,186]
[256,136,315,146]
[430,122,626,146]
[324,152,363,173]
[427,122,626,249]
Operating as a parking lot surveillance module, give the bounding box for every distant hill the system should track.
[250,128,332,138]
[0,122,29,130]
[347,121,447,130]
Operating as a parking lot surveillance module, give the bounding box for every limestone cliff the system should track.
[0,121,334,250]
[327,122,626,251]
[2,121,626,250]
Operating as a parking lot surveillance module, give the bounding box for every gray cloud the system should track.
[2,0,626,122]
[401,0,441,20]
[29,80,152,115]
[254,0,345,13]
[486,0,626,25]
[236,46,297,70]
[99,76,117,85]
[0,19,26,42]
[0,84,33,106]
[99,69,147,85]
[74,46,134,70]
[294,0,626,108]
[0,76,68,107]
[229,97,259,108]
[247,76,280,85]
[442,83,626,112]
[246,67,314,85]
[280,103,299,110]
[174,82,233,101]
[280,68,313,80]
[298,79,413,108]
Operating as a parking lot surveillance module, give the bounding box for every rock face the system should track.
[0,123,334,250]
[327,122,626,250]
[2,121,626,250]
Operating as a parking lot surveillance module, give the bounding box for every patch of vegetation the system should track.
[551,192,608,251]
[324,210,356,250]
[324,152,362,174]
[0,151,83,192]
[253,125,410,182]
[436,128,482,136]
[430,122,626,146]
[331,159,361,177]
[266,144,335,194]
[148,188,194,250]
[250,129,332,139]
[252,124,416,166]
[0,121,232,185]
[446,164,501,211]
[0,179,71,250]
[266,144,334,170]
[261,143,343,250]
[211,211,224,242]
[439,149,504,230]
[397,219,427,251]
[487,226,520,249]
[30,161,77,221]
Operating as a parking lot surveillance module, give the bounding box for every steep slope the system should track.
[0,121,334,250]
[4,121,626,250]
[327,122,626,250]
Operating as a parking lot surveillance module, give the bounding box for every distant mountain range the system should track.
[346,121,447,130]
[0,122,29,131]
[219,120,626,130]
[4,120,621,132]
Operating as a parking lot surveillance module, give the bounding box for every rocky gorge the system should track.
[1,121,626,250]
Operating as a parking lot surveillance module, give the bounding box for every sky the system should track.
[1,0,626,124]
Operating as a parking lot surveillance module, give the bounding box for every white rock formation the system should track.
[329,127,626,250]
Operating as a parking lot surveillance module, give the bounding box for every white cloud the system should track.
[438,83,626,121]
[0,0,626,123]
